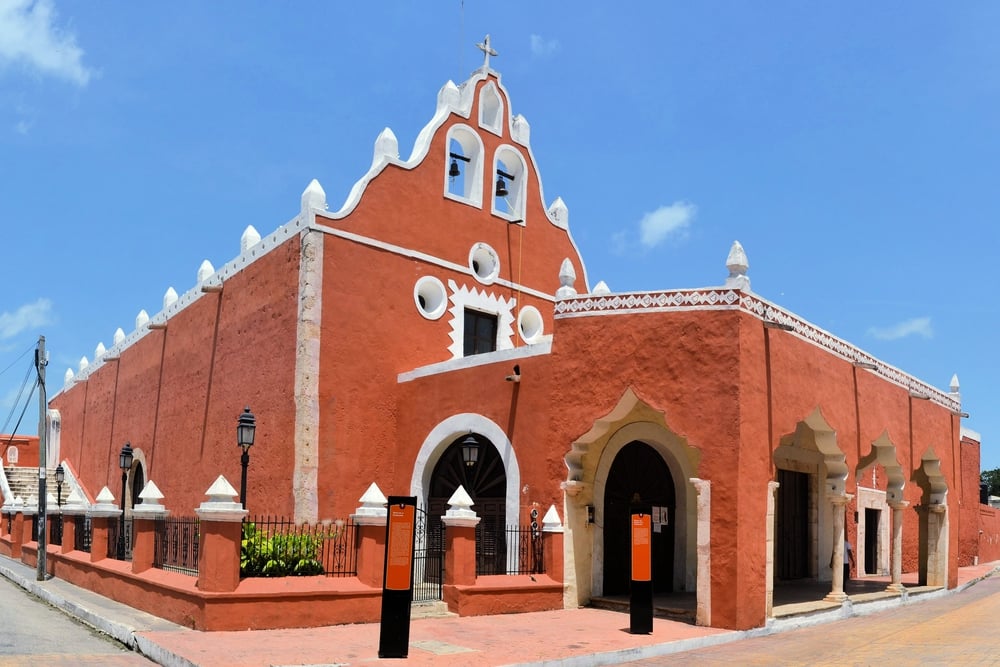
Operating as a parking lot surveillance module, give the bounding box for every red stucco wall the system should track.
[51,236,300,515]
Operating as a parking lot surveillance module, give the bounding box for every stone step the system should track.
[3,467,70,504]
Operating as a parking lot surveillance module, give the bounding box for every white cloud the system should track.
[14,118,31,134]
[0,298,53,340]
[530,34,559,57]
[639,202,696,248]
[0,0,93,86]
[867,317,933,341]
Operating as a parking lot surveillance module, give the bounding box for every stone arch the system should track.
[772,407,847,582]
[410,413,520,525]
[914,446,949,586]
[854,431,904,577]
[562,387,700,606]
[125,447,149,516]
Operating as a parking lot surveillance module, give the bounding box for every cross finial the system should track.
[476,34,498,70]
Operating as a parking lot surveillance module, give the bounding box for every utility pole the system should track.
[35,336,47,581]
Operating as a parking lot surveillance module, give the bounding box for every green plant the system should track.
[240,522,331,577]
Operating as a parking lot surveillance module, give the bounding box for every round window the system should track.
[518,306,544,343]
[469,243,500,285]
[414,276,448,320]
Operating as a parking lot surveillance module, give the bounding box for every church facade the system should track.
[46,45,970,631]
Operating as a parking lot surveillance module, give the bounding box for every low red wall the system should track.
[1,533,566,630]
[4,538,382,631]
[444,574,563,616]
[979,506,1000,564]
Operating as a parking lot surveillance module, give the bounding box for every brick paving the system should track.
[1,556,997,666]
[625,572,1000,666]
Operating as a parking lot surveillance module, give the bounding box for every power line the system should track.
[0,343,34,379]
[0,357,34,434]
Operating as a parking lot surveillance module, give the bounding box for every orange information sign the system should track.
[631,513,652,582]
[385,503,415,591]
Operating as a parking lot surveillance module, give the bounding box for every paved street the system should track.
[626,575,1000,666]
[0,576,152,666]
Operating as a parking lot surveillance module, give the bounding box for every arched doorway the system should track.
[130,462,145,512]
[603,441,676,595]
[428,434,508,573]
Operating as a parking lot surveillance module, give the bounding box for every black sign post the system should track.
[630,504,653,634]
[378,496,417,658]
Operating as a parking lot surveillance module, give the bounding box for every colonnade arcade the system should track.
[769,408,950,615]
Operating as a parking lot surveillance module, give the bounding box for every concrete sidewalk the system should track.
[2,555,998,667]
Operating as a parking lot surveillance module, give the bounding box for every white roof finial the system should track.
[476,34,498,70]
[300,179,327,215]
[241,225,261,253]
[556,258,577,299]
[724,240,751,291]
[950,374,960,394]
[197,260,215,283]
[163,287,178,309]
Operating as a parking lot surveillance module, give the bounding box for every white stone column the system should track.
[766,481,779,617]
[886,501,908,593]
[927,503,948,587]
[690,478,711,627]
[824,493,851,602]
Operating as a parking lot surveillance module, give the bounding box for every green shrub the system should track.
[240,522,329,577]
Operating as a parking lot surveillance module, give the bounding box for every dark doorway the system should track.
[603,441,675,595]
[864,508,880,575]
[130,462,145,512]
[776,469,810,580]
[428,434,507,577]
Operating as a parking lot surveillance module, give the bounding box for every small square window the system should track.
[464,309,498,356]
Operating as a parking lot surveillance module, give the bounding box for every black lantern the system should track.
[54,463,65,546]
[237,407,256,509]
[461,435,479,468]
[117,442,133,560]
[54,463,64,507]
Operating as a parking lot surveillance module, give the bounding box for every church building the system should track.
[45,39,969,631]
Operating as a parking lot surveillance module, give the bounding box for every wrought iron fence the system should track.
[107,517,134,561]
[154,517,200,576]
[476,524,544,576]
[49,514,63,546]
[74,515,91,553]
[241,516,357,578]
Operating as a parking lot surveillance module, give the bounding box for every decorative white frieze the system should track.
[555,287,959,412]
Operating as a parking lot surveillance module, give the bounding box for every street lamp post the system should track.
[237,407,256,510]
[117,443,133,560]
[54,463,64,545]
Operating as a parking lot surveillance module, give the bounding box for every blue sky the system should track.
[1,2,998,467]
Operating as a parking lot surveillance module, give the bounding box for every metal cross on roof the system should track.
[476,34,497,70]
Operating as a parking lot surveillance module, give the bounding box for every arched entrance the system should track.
[130,462,145,512]
[428,434,508,573]
[603,441,676,595]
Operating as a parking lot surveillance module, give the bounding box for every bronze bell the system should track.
[495,175,508,197]
[449,159,460,179]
